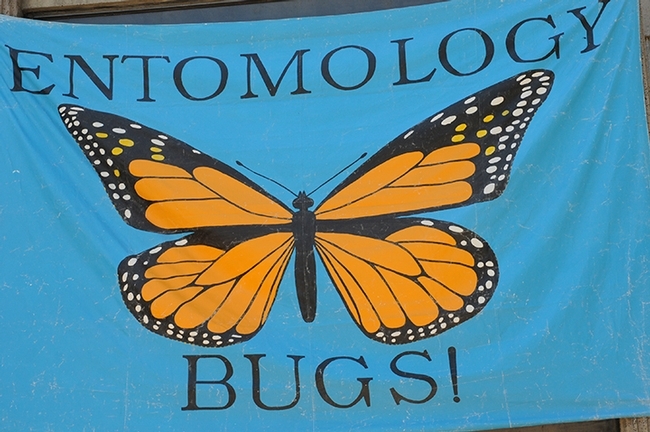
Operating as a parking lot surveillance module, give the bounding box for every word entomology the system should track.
[7,1,607,102]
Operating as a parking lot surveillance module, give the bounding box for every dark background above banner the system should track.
[23,0,448,22]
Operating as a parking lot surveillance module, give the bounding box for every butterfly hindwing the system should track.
[58,105,293,234]
[315,218,497,344]
[315,69,554,220]
[118,230,294,347]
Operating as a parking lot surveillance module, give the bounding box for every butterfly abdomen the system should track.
[292,192,317,322]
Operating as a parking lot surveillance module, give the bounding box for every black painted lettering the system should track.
[173,56,228,101]
[315,356,372,408]
[181,355,236,411]
[245,354,304,411]
[121,55,171,102]
[321,45,376,91]
[6,45,54,95]
[389,350,437,405]
[439,28,494,76]
[63,55,117,100]
[240,49,311,99]
[506,16,563,63]
[391,38,437,85]
[567,0,611,53]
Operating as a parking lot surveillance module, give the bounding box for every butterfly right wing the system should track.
[118,230,294,347]
[58,105,293,234]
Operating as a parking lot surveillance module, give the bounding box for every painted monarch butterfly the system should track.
[59,69,553,347]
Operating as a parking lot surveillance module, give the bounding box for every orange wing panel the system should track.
[420,143,480,165]
[145,199,291,229]
[385,225,456,245]
[194,167,293,220]
[317,182,472,220]
[158,245,225,263]
[129,160,192,178]
[150,286,203,319]
[391,161,475,187]
[378,268,440,327]
[420,262,477,295]
[141,275,199,301]
[135,178,217,201]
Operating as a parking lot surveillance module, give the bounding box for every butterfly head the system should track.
[292,191,314,211]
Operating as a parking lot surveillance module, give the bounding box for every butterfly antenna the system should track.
[236,161,298,197]
[308,152,367,196]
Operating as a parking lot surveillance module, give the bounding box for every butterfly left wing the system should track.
[315,218,496,344]
[315,69,553,221]
[118,230,294,347]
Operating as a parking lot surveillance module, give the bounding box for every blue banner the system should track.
[1,0,649,430]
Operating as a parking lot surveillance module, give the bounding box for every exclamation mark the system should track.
[447,346,460,403]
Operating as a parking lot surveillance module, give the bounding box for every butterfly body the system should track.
[291,191,317,322]
[59,69,553,347]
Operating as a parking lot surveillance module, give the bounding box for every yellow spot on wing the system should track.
[119,139,134,147]
[150,147,162,153]
[95,132,108,138]
[483,115,494,123]
[477,130,487,138]
[451,134,465,143]
[151,154,165,161]
[485,146,496,155]
[112,147,123,155]
[455,124,467,132]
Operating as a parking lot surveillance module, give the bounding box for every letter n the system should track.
[63,55,118,100]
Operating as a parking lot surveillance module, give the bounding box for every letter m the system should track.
[241,49,311,99]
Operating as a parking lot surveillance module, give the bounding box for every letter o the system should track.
[321,45,376,91]
[439,28,495,76]
[173,56,228,101]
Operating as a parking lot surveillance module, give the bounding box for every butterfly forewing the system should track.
[315,69,554,220]
[58,105,293,233]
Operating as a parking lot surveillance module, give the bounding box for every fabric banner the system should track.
[1,0,649,430]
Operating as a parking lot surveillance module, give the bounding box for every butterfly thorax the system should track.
[291,191,317,322]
